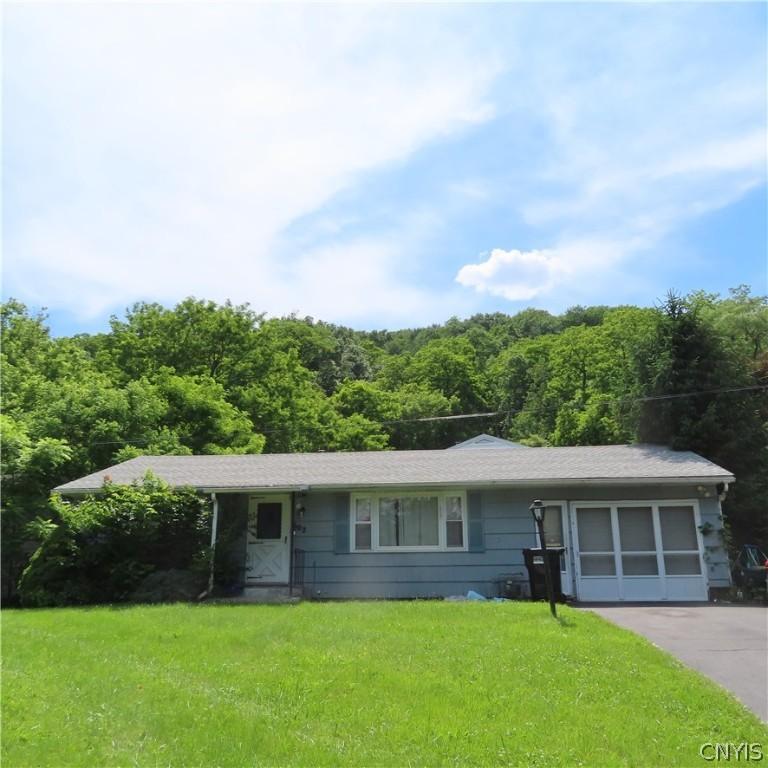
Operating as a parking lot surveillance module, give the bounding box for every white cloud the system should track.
[456,248,567,301]
[455,10,766,305]
[4,4,499,324]
[455,238,637,302]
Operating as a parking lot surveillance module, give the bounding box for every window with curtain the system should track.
[542,505,564,547]
[379,497,439,546]
[350,492,467,551]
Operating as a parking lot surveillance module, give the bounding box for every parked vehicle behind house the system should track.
[731,544,768,598]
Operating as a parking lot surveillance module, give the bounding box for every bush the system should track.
[18,474,211,607]
[129,569,208,603]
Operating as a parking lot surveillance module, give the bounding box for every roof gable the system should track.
[448,433,526,450]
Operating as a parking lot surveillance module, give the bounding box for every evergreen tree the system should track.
[638,293,768,549]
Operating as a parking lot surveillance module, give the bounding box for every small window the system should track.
[445,496,464,548]
[354,498,372,551]
[355,525,372,550]
[255,502,282,540]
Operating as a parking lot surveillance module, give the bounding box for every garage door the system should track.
[572,501,707,602]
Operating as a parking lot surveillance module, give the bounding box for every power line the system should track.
[633,384,768,402]
[89,383,768,446]
[380,411,502,425]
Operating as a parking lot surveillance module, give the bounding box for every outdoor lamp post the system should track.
[530,499,557,618]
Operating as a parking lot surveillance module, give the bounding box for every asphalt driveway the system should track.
[585,604,768,721]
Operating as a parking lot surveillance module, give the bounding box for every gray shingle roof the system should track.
[54,444,734,494]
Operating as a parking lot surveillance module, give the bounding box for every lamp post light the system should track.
[529,499,557,618]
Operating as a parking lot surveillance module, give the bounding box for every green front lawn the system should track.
[3,602,766,767]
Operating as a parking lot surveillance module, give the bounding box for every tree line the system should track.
[2,286,767,601]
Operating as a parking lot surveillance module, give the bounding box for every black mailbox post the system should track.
[528,498,559,617]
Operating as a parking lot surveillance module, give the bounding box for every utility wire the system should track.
[632,384,767,402]
[379,411,502,425]
[89,383,768,446]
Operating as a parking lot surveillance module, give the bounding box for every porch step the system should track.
[233,586,302,604]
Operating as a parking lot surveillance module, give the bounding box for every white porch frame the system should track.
[569,499,707,601]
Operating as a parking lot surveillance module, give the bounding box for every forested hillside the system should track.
[3,287,767,599]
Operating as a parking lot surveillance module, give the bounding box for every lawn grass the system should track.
[3,602,766,767]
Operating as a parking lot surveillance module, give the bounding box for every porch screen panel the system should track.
[618,506,658,576]
[659,506,698,550]
[659,505,701,575]
[578,508,613,551]
[618,507,655,550]
[580,555,616,576]
[664,554,701,574]
[577,507,615,576]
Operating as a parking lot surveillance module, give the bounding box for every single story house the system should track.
[54,435,734,602]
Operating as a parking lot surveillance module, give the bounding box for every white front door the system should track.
[571,501,707,602]
[246,495,291,584]
[540,501,573,596]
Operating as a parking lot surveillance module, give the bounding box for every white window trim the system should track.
[350,490,469,553]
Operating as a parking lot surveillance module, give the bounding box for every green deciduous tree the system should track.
[107,299,264,386]
[1,415,74,602]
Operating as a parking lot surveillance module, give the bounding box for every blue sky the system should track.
[3,3,766,335]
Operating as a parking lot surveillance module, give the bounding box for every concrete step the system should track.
[231,585,302,604]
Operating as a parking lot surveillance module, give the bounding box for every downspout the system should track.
[289,491,295,597]
[207,492,219,595]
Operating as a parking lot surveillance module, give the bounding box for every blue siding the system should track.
[223,483,730,599]
[698,495,731,588]
[293,489,531,598]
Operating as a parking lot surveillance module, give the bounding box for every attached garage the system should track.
[572,501,707,602]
